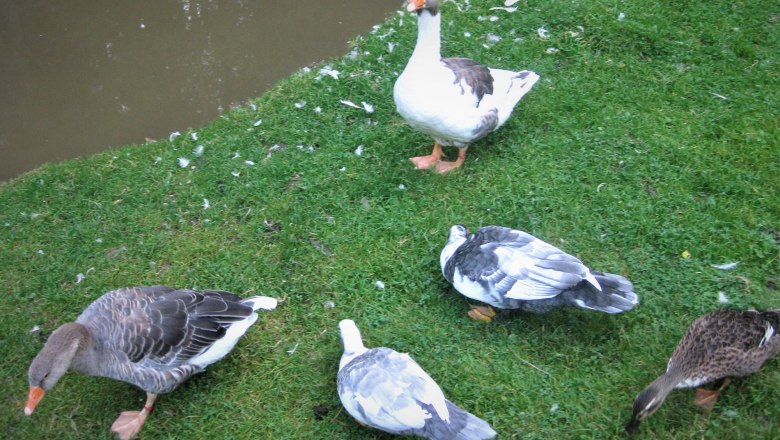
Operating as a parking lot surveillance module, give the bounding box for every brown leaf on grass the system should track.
[310,238,333,256]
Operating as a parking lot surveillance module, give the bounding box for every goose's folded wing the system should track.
[342,348,449,431]
[91,288,252,366]
[489,230,590,300]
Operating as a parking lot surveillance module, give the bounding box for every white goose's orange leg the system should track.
[410,142,443,170]
[436,146,468,173]
[110,392,157,440]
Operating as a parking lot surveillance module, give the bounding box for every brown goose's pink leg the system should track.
[410,142,443,170]
[111,392,157,440]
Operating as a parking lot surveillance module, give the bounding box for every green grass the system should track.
[1,0,778,438]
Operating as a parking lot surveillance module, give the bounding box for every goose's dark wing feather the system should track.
[78,286,254,367]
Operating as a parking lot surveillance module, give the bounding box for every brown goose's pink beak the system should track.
[24,386,45,416]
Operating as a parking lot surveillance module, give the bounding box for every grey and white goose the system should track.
[440,225,638,321]
[626,309,780,435]
[337,319,497,439]
[25,286,277,440]
[394,0,539,173]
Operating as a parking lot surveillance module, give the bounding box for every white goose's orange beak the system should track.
[24,386,45,416]
[406,0,424,12]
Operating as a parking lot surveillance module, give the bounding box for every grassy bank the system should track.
[1,1,778,438]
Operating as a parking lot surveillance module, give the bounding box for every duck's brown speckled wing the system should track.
[670,309,780,381]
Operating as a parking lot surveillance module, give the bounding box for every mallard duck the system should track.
[25,286,277,440]
[394,0,539,173]
[626,309,780,435]
[337,319,497,439]
[440,225,638,321]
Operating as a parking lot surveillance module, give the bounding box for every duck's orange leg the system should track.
[693,377,732,412]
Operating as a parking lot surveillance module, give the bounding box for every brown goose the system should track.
[626,309,780,435]
[24,286,277,440]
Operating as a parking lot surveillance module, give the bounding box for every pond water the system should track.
[0,0,399,182]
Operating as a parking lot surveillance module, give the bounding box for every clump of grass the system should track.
[1,1,778,439]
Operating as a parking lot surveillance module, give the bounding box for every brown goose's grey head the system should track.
[25,322,89,416]
[405,0,440,16]
[625,384,668,436]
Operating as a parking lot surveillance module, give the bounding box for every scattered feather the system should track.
[317,66,340,80]
[354,145,364,156]
[486,34,501,43]
[718,291,729,304]
[245,160,255,166]
[398,183,406,190]
[374,281,385,290]
[489,15,500,22]
[546,47,560,54]
[537,26,550,39]
[202,199,210,210]
[154,156,162,164]
[231,171,240,177]
[617,12,626,21]
[190,132,198,141]
[169,131,181,141]
[340,99,362,110]
[505,0,520,5]
[711,262,740,270]
[463,31,472,37]
[387,41,395,53]
[232,152,241,159]
[339,166,346,172]
[314,106,322,114]
[95,238,103,243]
[287,342,299,355]
[75,267,95,284]
[36,249,44,255]
[30,325,41,334]
[177,157,190,168]
[710,92,728,100]
[323,300,336,309]
[550,403,560,414]
[725,409,738,418]
[361,101,375,113]
[253,119,262,127]
[29,212,41,219]
[294,101,307,109]
[193,145,204,157]
[490,6,517,13]
[596,182,606,192]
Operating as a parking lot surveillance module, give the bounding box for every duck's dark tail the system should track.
[564,271,638,314]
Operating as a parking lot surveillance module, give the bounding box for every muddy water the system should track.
[0,0,399,182]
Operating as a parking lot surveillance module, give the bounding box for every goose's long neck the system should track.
[411,10,442,62]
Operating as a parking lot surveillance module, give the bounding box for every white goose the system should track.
[394,0,539,173]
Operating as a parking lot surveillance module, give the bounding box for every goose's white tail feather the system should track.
[191,296,276,367]
[242,296,278,311]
